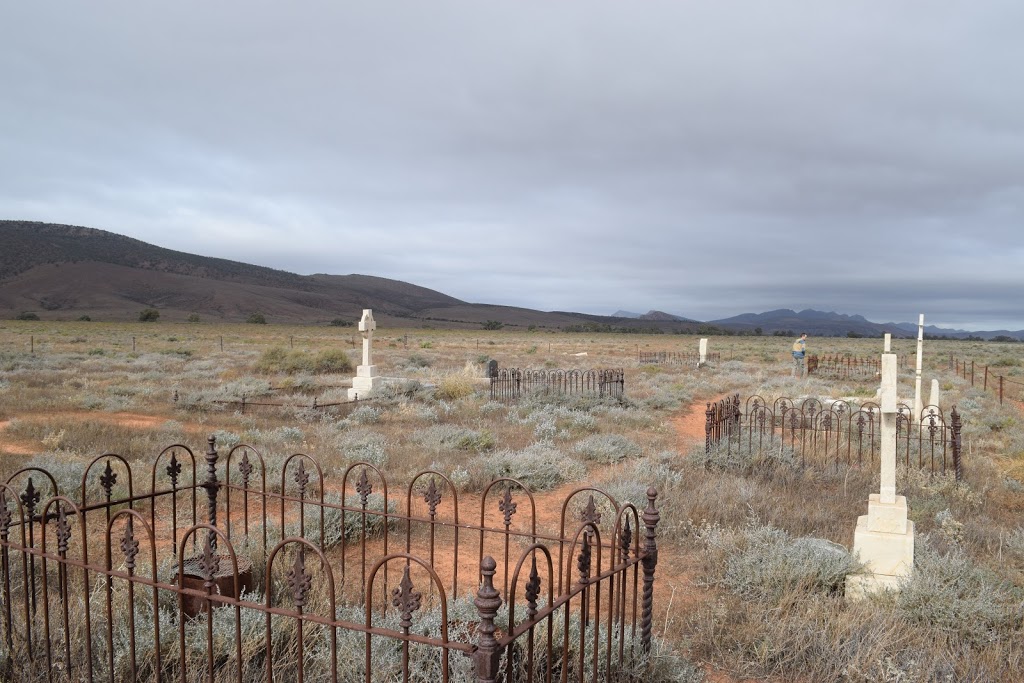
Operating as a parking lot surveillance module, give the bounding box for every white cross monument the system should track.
[847,332,915,599]
[913,314,924,424]
[348,309,384,400]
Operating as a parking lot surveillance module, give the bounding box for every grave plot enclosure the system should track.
[705,394,963,479]
[490,368,625,402]
[807,354,909,381]
[0,437,661,682]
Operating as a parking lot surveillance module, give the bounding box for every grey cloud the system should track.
[2,1,1023,330]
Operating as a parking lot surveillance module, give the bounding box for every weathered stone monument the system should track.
[847,333,915,599]
[928,378,940,411]
[913,314,924,424]
[698,338,708,366]
[348,309,385,400]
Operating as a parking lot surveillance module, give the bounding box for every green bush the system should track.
[246,312,267,324]
[138,308,160,322]
[256,347,352,375]
[313,348,353,374]
[15,311,39,321]
[329,318,353,327]
[186,313,200,323]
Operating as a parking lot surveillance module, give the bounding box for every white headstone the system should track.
[348,309,383,400]
[879,354,898,504]
[358,309,377,367]
[848,348,915,599]
[883,333,891,353]
[698,338,708,365]
[913,314,924,424]
[929,378,940,411]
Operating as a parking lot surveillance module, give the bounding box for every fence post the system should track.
[704,403,713,457]
[985,366,989,391]
[641,487,660,654]
[951,406,962,482]
[203,435,220,550]
[971,361,975,386]
[473,556,502,682]
[1000,376,1004,405]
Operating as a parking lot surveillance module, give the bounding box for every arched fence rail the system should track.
[705,394,963,481]
[0,436,661,682]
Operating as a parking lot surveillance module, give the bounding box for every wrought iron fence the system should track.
[490,368,625,402]
[806,354,909,381]
[704,394,963,480]
[636,351,720,366]
[0,437,661,682]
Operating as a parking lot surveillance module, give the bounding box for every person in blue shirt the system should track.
[791,333,808,377]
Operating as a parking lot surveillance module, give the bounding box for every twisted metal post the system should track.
[640,487,660,654]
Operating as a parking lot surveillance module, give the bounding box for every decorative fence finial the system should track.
[473,556,503,682]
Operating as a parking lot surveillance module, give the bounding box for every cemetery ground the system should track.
[2,321,1024,681]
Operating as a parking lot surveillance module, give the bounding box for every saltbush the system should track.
[475,443,585,491]
[895,538,1024,646]
[572,433,642,463]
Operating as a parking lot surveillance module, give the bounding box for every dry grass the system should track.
[2,321,1024,680]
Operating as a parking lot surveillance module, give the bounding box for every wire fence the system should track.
[949,355,1024,405]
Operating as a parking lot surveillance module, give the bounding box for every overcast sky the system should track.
[2,2,1023,330]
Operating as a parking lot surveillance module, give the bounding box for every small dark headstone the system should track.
[487,360,499,378]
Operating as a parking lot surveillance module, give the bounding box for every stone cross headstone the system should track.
[698,338,708,366]
[348,309,383,400]
[359,309,376,367]
[913,314,924,424]
[847,341,915,599]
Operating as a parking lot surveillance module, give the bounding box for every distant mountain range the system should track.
[1,221,1021,339]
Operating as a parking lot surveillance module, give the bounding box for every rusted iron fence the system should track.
[807,354,908,381]
[490,368,625,402]
[705,394,963,480]
[637,351,720,366]
[0,437,660,682]
[949,355,1024,405]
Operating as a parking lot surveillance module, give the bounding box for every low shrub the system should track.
[572,433,642,463]
[474,443,585,491]
[435,374,475,401]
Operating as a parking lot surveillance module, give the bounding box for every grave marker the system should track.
[847,340,915,599]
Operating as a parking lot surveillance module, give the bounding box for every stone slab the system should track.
[356,365,379,378]
[845,572,904,601]
[866,494,909,534]
[852,515,914,577]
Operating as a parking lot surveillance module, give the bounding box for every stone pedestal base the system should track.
[347,365,384,400]
[846,495,914,601]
